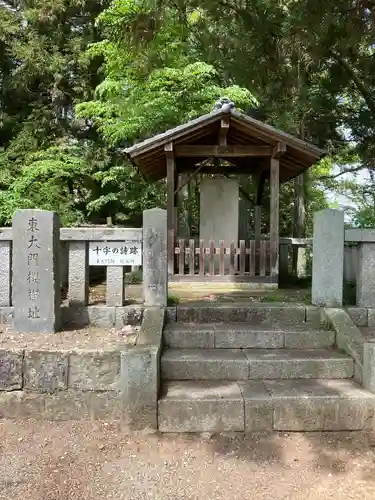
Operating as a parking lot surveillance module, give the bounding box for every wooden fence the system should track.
[171,239,273,282]
[170,237,360,284]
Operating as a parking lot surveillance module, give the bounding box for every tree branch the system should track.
[316,164,365,180]
[329,50,375,116]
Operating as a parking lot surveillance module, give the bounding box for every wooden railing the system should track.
[171,239,274,282]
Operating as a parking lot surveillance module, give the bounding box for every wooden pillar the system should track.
[255,206,262,241]
[175,174,182,238]
[187,177,192,237]
[270,157,280,277]
[254,172,265,241]
[165,142,175,275]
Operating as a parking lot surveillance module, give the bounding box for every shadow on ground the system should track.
[2,420,375,499]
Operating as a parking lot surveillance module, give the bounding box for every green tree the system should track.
[0,0,111,224]
[3,0,364,230]
[78,0,335,234]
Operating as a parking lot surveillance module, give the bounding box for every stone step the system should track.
[161,348,353,381]
[158,379,375,432]
[169,304,321,326]
[163,323,335,349]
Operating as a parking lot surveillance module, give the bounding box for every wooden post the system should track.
[254,172,265,241]
[165,142,175,275]
[176,173,191,239]
[254,172,266,274]
[254,206,262,241]
[187,177,192,237]
[175,174,182,238]
[270,158,280,277]
[219,116,229,146]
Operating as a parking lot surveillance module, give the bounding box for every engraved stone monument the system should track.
[12,209,61,332]
[143,208,167,306]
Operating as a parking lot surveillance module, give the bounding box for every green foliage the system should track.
[77,62,257,145]
[341,181,375,228]
[86,163,166,222]
[0,143,91,225]
[0,0,112,224]
[168,293,180,305]
[1,0,373,232]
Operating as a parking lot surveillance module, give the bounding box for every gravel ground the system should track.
[90,283,310,304]
[0,325,140,350]
[2,421,375,499]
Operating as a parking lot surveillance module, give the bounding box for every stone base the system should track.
[163,323,334,349]
[174,304,319,326]
[158,379,375,433]
[0,305,144,329]
[161,348,353,381]
[0,390,125,421]
[159,381,245,433]
[0,307,165,428]
[169,282,278,292]
[0,345,127,420]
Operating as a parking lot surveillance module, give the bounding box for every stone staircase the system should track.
[158,305,375,432]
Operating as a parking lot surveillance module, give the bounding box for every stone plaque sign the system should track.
[12,209,61,333]
[89,241,142,266]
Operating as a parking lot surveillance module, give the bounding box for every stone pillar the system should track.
[357,243,375,307]
[60,241,69,289]
[296,247,307,278]
[344,246,357,284]
[12,209,61,333]
[106,267,124,306]
[143,208,167,306]
[0,241,11,306]
[312,208,344,307]
[200,177,239,271]
[68,241,88,306]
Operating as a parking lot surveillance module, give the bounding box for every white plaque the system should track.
[89,241,142,266]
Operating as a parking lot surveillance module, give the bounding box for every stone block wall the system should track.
[0,347,126,420]
[346,307,375,330]
[0,305,144,329]
[0,306,165,425]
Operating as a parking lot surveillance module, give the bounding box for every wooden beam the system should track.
[165,142,175,275]
[178,164,269,176]
[174,145,273,158]
[219,116,230,146]
[270,158,280,277]
[273,141,286,158]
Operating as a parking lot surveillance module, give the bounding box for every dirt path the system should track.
[2,421,375,499]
